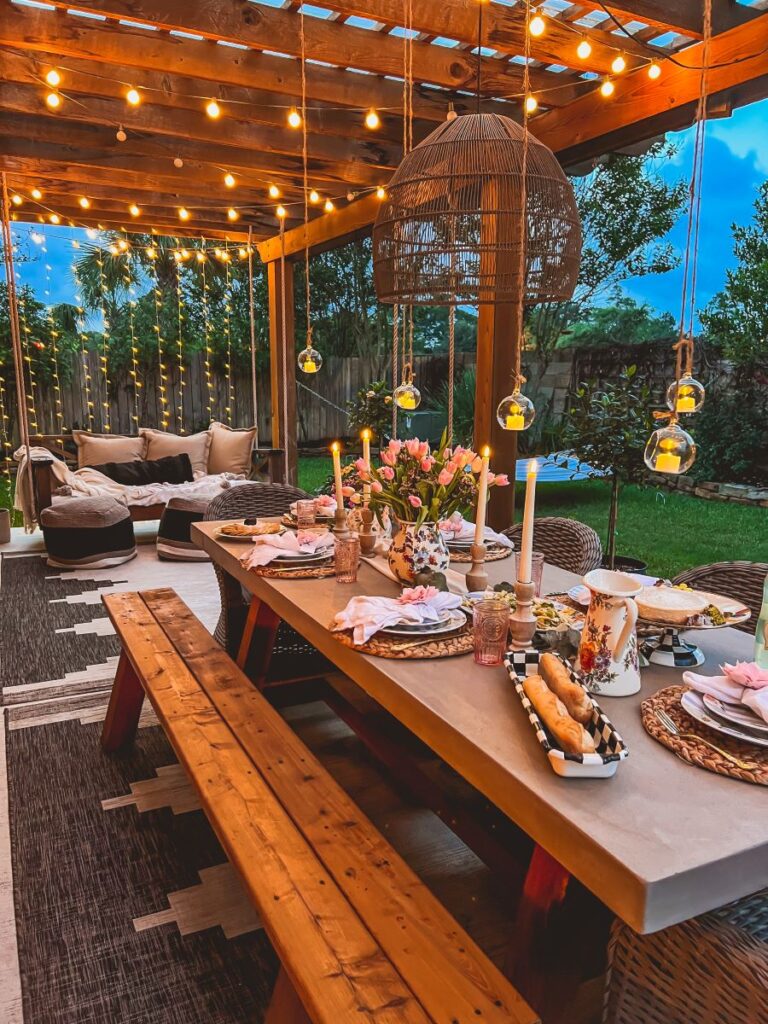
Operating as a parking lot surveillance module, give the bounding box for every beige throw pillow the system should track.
[207,422,256,477]
[140,428,212,477]
[73,430,146,469]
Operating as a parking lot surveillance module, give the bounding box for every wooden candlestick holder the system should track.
[333,507,351,540]
[359,506,376,557]
[509,578,537,649]
[465,542,489,593]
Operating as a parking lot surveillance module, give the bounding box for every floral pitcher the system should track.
[576,569,642,696]
[387,519,450,583]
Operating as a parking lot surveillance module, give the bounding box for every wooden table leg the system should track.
[265,967,311,1024]
[101,651,145,751]
[237,595,281,687]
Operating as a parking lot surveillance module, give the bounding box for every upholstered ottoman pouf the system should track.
[41,497,136,569]
[156,495,210,561]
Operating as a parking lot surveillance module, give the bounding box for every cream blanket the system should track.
[14,446,248,530]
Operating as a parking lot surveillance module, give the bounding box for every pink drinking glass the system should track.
[335,534,360,583]
[472,597,510,666]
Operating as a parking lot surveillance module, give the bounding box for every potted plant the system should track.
[560,365,653,572]
[362,431,509,582]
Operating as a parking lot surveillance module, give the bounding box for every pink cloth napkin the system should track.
[683,661,768,724]
[332,585,463,645]
[240,529,334,569]
[438,512,514,548]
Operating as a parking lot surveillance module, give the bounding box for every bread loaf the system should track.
[522,674,596,755]
[539,653,593,725]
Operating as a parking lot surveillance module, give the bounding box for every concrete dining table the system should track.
[192,520,767,945]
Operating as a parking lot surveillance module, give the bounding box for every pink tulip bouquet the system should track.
[358,431,509,527]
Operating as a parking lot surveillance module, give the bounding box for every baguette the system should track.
[539,653,593,725]
[522,674,596,755]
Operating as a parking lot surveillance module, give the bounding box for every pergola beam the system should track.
[577,0,760,37]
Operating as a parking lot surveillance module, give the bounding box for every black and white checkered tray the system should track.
[504,650,629,778]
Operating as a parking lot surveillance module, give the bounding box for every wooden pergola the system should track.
[2,0,767,522]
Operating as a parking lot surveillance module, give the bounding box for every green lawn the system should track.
[297,456,768,580]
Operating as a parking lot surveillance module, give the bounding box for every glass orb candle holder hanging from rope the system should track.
[298,341,323,375]
[644,421,697,475]
[372,113,581,307]
[666,375,705,415]
[496,388,535,431]
[393,380,421,412]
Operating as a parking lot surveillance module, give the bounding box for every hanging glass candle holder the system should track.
[393,381,421,412]
[666,375,705,415]
[298,345,323,374]
[496,390,535,431]
[644,421,696,475]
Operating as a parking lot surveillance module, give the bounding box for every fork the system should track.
[654,709,759,771]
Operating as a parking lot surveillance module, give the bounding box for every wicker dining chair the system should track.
[672,561,768,634]
[204,482,330,680]
[603,889,768,1024]
[503,516,603,576]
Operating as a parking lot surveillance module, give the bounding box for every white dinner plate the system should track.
[701,693,768,736]
[271,549,333,564]
[379,609,467,638]
[681,690,768,748]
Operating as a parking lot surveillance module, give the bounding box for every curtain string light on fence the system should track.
[95,246,112,432]
[200,242,216,423]
[71,262,96,430]
[42,239,64,432]
[223,254,234,424]
[123,244,141,430]
[15,270,40,434]
[0,371,12,489]
[150,246,171,429]
[175,253,186,433]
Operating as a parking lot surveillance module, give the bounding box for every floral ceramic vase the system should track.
[387,519,450,583]
[576,568,642,696]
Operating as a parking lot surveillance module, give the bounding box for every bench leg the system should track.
[237,596,281,687]
[101,651,145,751]
[265,967,311,1024]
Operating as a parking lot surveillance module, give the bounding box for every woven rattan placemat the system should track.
[449,544,512,564]
[641,685,768,786]
[331,623,473,659]
[248,561,336,579]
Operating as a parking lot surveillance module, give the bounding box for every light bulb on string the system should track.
[45,92,61,109]
[224,172,236,188]
[173,157,184,168]
[116,127,127,142]
[393,381,421,412]
[125,87,141,106]
[78,196,90,209]
[268,184,280,198]
[287,106,302,128]
[45,69,61,87]
[49,213,60,224]
[600,78,615,98]
[227,207,239,221]
[666,376,705,415]
[196,250,206,262]
[648,62,661,80]
[611,53,627,74]
[376,186,386,200]
[324,198,335,213]
[524,94,538,114]
[118,239,129,251]
[129,203,141,217]
[206,99,221,119]
[644,421,696,475]
[276,205,287,219]
[529,12,546,36]
[10,195,22,207]
[309,188,320,204]
[178,207,190,221]
[364,108,380,130]
[577,37,592,60]
[496,390,536,431]
[31,188,42,200]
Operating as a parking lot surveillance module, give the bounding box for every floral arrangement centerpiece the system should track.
[356,432,509,582]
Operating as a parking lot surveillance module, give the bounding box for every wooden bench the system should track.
[101,587,540,1024]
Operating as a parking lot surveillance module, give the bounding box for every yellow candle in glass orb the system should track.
[399,393,416,410]
[506,412,525,430]
[676,395,695,412]
[303,359,317,373]
[656,451,681,473]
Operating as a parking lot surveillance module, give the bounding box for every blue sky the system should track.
[10,97,768,322]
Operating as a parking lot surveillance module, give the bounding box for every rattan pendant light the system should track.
[372,111,582,306]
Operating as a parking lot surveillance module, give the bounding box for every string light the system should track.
[117,238,129,251]
[95,246,112,432]
[309,189,320,204]
[72,264,95,430]
[276,204,287,218]
[174,253,185,432]
[324,198,334,213]
[0,371,14,490]
[173,157,184,168]
[45,69,61,87]
[227,207,239,221]
[146,246,157,259]
[129,203,140,217]
[149,246,171,429]
[16,276,40,434]
[49,213,60,224]
[577,37,592,60]
[123,246,141,429]
[116,127,127,142]
[178,207,190,221]
[223,255,234,424]
[10,195,22,206]
[31,188,42,200]
[611,52,627,74]
[287,106,302,128]
[648,62,662,79]
[196,250,206,262]
[45,92,61,109]
[525,94,538,114]
[224,172,236,188]
[376,186,386,199]
[43,264,64,432]
[600,78,615,97]
[365,108,381,130]
[78,196,90,209]
[268,184,281,198]
[205,99,221,119]
[200,251,215,421]
[125,87,141,106]
[529,12,545,36]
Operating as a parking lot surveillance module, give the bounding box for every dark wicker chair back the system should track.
[204,482,311,653]
[672,561,768,634]
[503,516,603,576]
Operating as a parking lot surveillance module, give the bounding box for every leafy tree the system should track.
[700,181,768,370]
[559,297,676,349]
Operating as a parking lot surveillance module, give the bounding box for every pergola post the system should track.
[475,302,518,532]
[267,257,298,485]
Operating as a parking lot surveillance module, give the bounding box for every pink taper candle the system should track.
[518,459,538,583]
